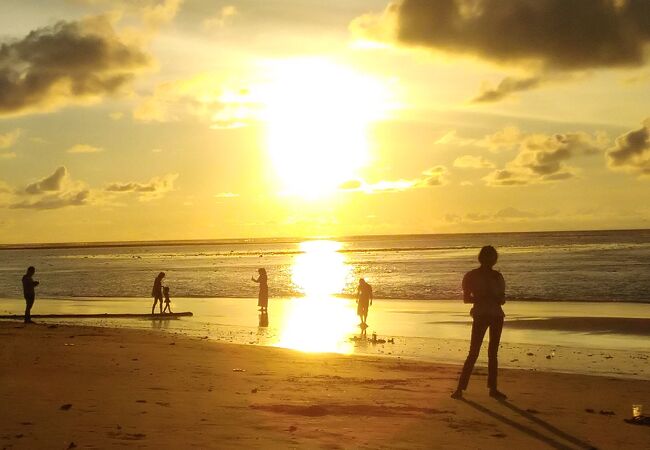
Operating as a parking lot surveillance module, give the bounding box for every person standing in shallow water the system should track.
[252,268,268,312]
[22,266,39,324]
[452,245,507,400]
[356,278,373,327]
[151,272,165,314]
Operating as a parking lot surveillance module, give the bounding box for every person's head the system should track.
[158,272,165,279]
[163,286,169,294]
[478,245,498,267]
[26,266,35,276]
[258,268,266,276]
[359,278,366,286]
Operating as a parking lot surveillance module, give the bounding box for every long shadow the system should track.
[461,399,596,450]
[500,400,596,449]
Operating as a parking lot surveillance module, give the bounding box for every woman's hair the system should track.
[158,272,166,279]
[478,245,498,266]
[258,268,266,275]
[27,266,35,274]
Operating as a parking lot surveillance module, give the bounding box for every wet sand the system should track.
[1,322,648,449]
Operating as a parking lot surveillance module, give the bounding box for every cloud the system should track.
[417,165,448,186]
[480,126,523,151]
[493,207,536,219]
[203,5,238,30]
[0,15,150,117]
[214,192,239,198]
[105,173,178,200]
[133,74,256,127]
[453,154,495,169]
[606,119,650,175]
[472,76,543,103]
[354,0,650,71]
[75,0,182,31]
[445,206,538,223]
[67,144,104,154]
[12,166,91,209]
[484,130,607,186]
[340,166,448,193]
[0,129,21,149]
[10,190,90,210]
[435,126,523,152]
[24,166,68,194]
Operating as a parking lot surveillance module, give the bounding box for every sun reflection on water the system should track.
[275,240,358,353]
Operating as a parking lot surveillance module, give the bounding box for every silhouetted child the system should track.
[162,286,172,313]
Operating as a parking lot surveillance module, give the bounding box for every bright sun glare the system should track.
[275,240,358,353]
[259,58,393,198]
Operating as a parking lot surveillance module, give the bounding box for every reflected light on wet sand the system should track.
[275,240,358,353]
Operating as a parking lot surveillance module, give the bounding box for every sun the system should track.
[258,58,393,198]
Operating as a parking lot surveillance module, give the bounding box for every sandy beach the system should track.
[1,322,648,449]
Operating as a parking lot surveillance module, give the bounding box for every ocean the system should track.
[1,229,649,303]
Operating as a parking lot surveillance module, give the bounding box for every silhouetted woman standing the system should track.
[252,268,268,312]
[151,272,165,314]
[451,246,507,400]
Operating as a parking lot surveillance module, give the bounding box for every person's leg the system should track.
[24,296,34,323]
[158,296,163,313]
[487,316,506,398]
[453,316,489,397]
[151,299,157,314]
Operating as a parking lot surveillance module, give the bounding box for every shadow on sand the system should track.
[461,398,597,450]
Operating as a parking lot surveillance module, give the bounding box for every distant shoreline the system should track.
[0,227,648,251]
[0,296,649,304]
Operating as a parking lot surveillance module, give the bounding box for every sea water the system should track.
[0,229,649,302]
[1,230,649,378]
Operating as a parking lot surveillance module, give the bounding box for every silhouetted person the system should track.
[252,268,268,312]
[356,278,373,326]
[162,286,172,314]
[22,266,39,324]
[151,272,165,314]
[452,246,507,400]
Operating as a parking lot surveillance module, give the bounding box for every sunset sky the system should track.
[1,0,649,243]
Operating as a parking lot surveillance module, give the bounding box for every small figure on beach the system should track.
[452,245,507,400]
[22,266,39,324]
[151,272,165,314]
[252,268,268,312]
[356,278,373,327]
[162,286,172,314]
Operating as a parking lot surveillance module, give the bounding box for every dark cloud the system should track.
[24,166,68,194]
[484,130,606,185]
[105,173,178,200]
[10,190,90,210]
[606,119,650,175]
[10,166,92,210]
[389,0,650,70]
[0,16,150,116]
[472,76,542,103]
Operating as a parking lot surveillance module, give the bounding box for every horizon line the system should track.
[1,227,648,251]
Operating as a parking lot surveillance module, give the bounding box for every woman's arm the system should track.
[462,273,474,303]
